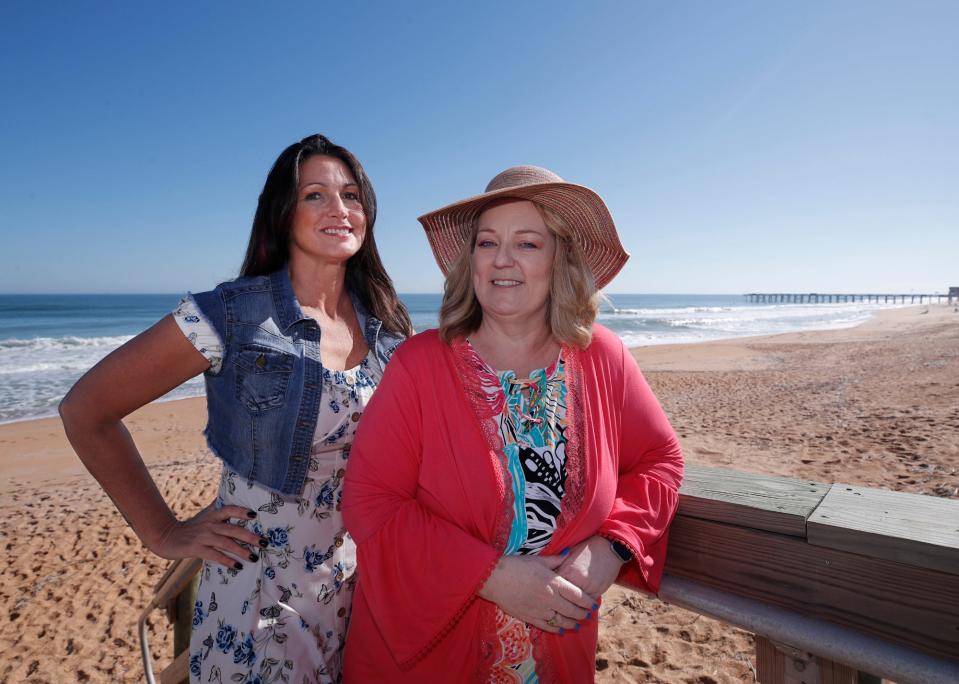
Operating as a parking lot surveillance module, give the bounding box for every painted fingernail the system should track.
[258,538,268,548]
[560,547,570,556]
[233,562,243,570]
[246,510,257,519]
[591,603,599,611]
[559,628,565,635]
[575,623,581,631]
[248,553,259,562]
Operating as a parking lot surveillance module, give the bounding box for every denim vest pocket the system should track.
[234,343,296,412]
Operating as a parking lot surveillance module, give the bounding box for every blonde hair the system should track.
[438,201,600,349]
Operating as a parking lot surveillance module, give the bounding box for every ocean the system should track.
[0,293,903,424]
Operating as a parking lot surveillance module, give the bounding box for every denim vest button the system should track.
[255,354,267,369]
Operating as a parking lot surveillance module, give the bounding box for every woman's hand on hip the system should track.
[477,554,598,633]
[150,502,266,569]
[556,535,626,599]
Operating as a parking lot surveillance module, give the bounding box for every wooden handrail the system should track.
[137,465,959,682]
[666,463,959,663]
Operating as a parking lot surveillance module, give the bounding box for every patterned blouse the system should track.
[465,341,569,684]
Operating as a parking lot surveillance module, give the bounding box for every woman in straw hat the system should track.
[341,166,684,682]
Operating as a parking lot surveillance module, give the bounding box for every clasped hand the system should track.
[478,535,625,634]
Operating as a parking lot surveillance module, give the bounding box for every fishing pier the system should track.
[745,290,958,304]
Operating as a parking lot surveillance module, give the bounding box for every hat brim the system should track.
[418,181,629,290]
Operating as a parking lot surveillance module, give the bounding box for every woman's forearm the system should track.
[60,402,178,552]
[58,315,213,553]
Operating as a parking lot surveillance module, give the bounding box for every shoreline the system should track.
[0,303,935,429]
[632,302,952,370]
[0,304,952,493]
[1,303,956,682]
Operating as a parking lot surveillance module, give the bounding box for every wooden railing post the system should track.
[171,571,200,663]
[757,635,866,684]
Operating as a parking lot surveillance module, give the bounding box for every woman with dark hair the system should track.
[60,134,412,683]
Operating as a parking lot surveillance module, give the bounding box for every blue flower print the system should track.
[331,562,345,592]
[251,521,264,538]
[315,480,336,510]
[328,399,340,414]
[267,526,289,548]
[193,600,206,627]
[264,566,276,580]
[240,599,249,615]
[324,423,348,445]
[189,652,201,677]
[303,546,331,573]
[232,633,256,667]
[245,676,263,684]
[215,621,237,653]
[304,548,320,573]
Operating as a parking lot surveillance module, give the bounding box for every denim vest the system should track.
[191,267,405,495]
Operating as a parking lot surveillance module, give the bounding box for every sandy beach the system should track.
[1,304,956,683]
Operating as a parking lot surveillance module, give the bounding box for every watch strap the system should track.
[610,539,633,563]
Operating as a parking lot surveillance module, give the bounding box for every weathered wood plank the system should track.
[159,649,189,684]
[664,516,959,661]
[679,463,830,537]
[755,636,841,684]
[755,635,784,684]
[818,658,857,684]
[807,484,959,575]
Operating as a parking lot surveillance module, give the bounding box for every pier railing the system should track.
[661,464,959,683]
[744,292,954,304]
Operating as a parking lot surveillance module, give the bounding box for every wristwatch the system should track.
[609,539,633,563]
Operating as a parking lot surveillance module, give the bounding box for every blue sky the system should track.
[1,1,956,294]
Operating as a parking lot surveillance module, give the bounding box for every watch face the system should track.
[611,540,632,562]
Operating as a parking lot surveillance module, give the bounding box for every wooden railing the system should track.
[142,464,959,683]
[663,463,959,683]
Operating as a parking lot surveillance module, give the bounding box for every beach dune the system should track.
[1,305,956,683]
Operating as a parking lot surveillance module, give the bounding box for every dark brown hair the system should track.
[240,134,412,337]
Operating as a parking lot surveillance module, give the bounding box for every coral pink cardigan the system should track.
[342,326,684,683]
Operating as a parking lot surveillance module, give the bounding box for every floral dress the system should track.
[464,342,569,684]
[173,297,381,684]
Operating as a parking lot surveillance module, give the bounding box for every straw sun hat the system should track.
[417,165,629,290]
